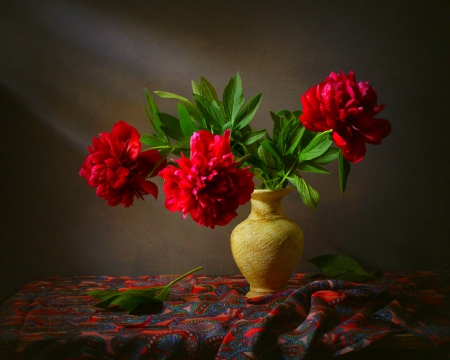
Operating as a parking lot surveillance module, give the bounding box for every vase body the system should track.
[230,187,304,298]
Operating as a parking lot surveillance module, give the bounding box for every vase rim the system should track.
[253,186,294,194]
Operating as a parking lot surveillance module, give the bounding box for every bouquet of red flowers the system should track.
[80,71,391,229]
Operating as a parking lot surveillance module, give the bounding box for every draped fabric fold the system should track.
[1,272,449,359]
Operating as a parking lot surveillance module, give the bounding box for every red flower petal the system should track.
[300,71,391,163]
[352,117,391,145]
[111,120,141,160]
[133,175,159,200]
[332,131,366,163]
[159,130,254,228]
[80,121,162,206]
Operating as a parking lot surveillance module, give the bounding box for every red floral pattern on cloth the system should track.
[1,272,449,359]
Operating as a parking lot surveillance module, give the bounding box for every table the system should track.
[1,272,449,359]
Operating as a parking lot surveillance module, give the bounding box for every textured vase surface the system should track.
[230,187,304,298]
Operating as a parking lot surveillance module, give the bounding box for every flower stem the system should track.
[146,155,167,178]
[165,266,203,288]
[277,153,300,188]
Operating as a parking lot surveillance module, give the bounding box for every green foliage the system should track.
[85,266,202,315]
[234,93,262,130]
[338,151,351,193]
[306,255,382,282]
[178,103,197,138]
[223,72,244,123]
[298,131,332,162]
[193,94,225,132]
[141,73,349,209]
[288,175,320,210]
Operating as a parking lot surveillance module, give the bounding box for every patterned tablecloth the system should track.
[1,271,449,359]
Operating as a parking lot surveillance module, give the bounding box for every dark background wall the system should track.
[1,0,449,304]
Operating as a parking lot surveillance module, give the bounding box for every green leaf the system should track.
[223,73,244,123]
[299,131,333,161]
[240,129,266,145]
[191,80,201,95]
[258,145,276,168]
[277,119,298,154]
[158,113,189,143]
[154,91,191,102]
[93,295,121,309]
[154,91,206,128]
[86,267,203,314]
[140,134,168,148]
[297,163,330,174]
[154,287,171,302]
[309,254,364,273]
[276,109,296,121]
[144,89,164,137]
[178,103,197,137]
[338,150,351,193]
[311,147,340,165]
[222,121,233,132]
[234,93,262,130]
[112,287,165,298]
[307,254,380,282]
[261,138,282,166]
[285,124,305,155]
[300,129,322,150]
[293,110,302,119]
[111,294,139,306]
[143,103,156,130]
[243,142,261,161]
[193,94,225,131]
[270,111,282,143]
[199,76,221,105]
[253,167,263,178]
[288,174,320,210]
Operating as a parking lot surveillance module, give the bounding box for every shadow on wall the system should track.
[1,0,450,304]
[0,84,99,303]
[0,83,240,304]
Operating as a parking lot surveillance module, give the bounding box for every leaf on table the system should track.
[84,266,202,315]
[154,286,171,302]
[307,254,382,282]
[93,295,121,309]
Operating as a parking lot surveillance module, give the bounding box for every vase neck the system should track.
[249,188,292,219]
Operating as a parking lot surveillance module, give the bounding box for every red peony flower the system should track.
[300,71,391,163]
[79,120,167,207]
[159,130,254,228]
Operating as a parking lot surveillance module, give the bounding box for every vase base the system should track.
[246,286,287,298]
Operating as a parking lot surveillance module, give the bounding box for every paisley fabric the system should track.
[0,272,449,359]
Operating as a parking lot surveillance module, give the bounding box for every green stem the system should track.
[145,145,173,150]
[277,152,300,188]
[165,266,203,288]
[146,155,168,178]
[145,143,191,178]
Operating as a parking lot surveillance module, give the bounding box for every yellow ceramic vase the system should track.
[230,187,304,298]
